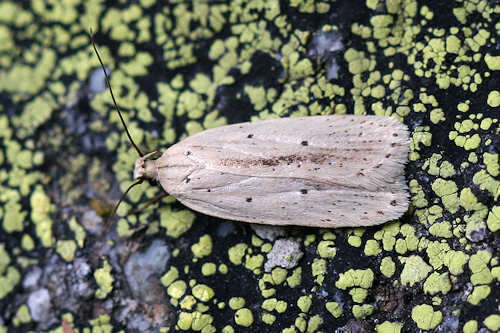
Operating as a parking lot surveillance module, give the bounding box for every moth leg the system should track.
[128,191,168,215]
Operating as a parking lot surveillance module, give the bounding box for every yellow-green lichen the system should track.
[349,287,368,303]
[428,222,453,238]
[484,314,500,331]
[160,207,195,238]
[462,320,478,333]
[161,266,179,287]
[431,178,459,213]
[316,240,336,258]
[167,280,187,301]
[228,243,248,265]
[411,304,442,330]
[469,250,493,285]
[484,54,500,70]
[380,256,396,278]
[2,200,25,233]
[483,152,499,177]
[400,255,432,287]
[467,285,490,305]
[325,301,342,318]
[486,206,500,232]
[244,254,264,273]
[286,267,302,288]
[364,239,381,256]
[234,308,253,327]
[88,314,112,332]
[312,258,327,285]
[192,284,215,302]
[21,235,35,251]
[487,90,500,107]
[271,267,288,285]
[423,272,452,295]
[30,185,54,247]
[177,311,213,331]
[297,295,312,313]
[68,217,86,248]
[352,304,374,318]
[13,304,31,326]
[55,240,77,262]
[94,260,114,299]
[375,321,403,333]
[335,268,374,289]
[191,234,213,259]
[229,297,245,310]
[201,263,217,276]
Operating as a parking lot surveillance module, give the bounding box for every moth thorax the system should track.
[133,152,159,181]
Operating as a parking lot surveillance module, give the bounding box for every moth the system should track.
[91,37,410,228]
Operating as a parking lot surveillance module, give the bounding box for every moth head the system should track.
[134,151,161,181]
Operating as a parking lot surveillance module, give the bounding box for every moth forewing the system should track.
[136,115,409,227]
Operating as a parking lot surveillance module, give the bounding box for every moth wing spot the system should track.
[246,197,252,202]
[300,189,308,194]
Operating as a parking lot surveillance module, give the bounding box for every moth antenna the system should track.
[128,191,168,215]
[106,179,144,226]
[89,29,144,157]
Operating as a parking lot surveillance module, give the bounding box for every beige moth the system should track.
[134,115,410,227]
[91,37,410,228]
